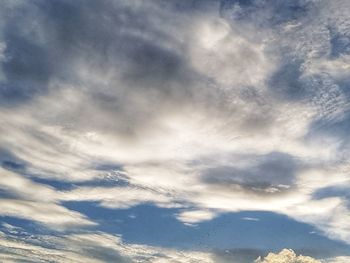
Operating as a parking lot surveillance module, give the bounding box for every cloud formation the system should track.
[253,249,350,263]
[0,223,213,263]
[0,0,350,261]
[255,249,320,263]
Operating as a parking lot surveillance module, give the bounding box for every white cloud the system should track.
[255,249,320,263]
[254,249,350,263]
[0,168,57,202]
[242,217,260,222]
[189,16,273,88]
[176,210,217,224]
[0,168,95,229]
[0,228,214,263]
[0,0,350,252]
[0,199,95,229]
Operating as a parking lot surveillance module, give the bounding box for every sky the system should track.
[0,0,350,262]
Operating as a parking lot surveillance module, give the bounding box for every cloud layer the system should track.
[0,0,350,261]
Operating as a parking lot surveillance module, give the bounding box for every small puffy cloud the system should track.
[176,210,216,224]
[242,217,260,222]
[255,249,320,263]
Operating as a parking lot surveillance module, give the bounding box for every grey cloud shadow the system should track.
[79,246,133,263]
[0,0,198,111]
[121,37,192,91]
[200,152,300,195]
[212,248,263,263]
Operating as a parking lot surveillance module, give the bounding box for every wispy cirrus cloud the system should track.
[0,223,213,263]
[0,0,350,261]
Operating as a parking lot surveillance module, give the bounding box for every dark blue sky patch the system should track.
[2,34,51,83]
[312,186,350,201]
[93,163,123,172]
[334,76,350,103]
[164,0,220,13]
[30,177,127,191]
[62,202,350,257]
[268,0,310,25]
[306,110,350,148]
[63,202,196,249]
[0,148,27,173]
[0,216,52,237]
[1,160,24,171]
[329,27,350,58]
[267,60,310,101]
[30,177,76,191]
[0,191,22,200]
[220,0,312,26]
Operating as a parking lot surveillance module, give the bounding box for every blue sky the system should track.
[0,0,350,262]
